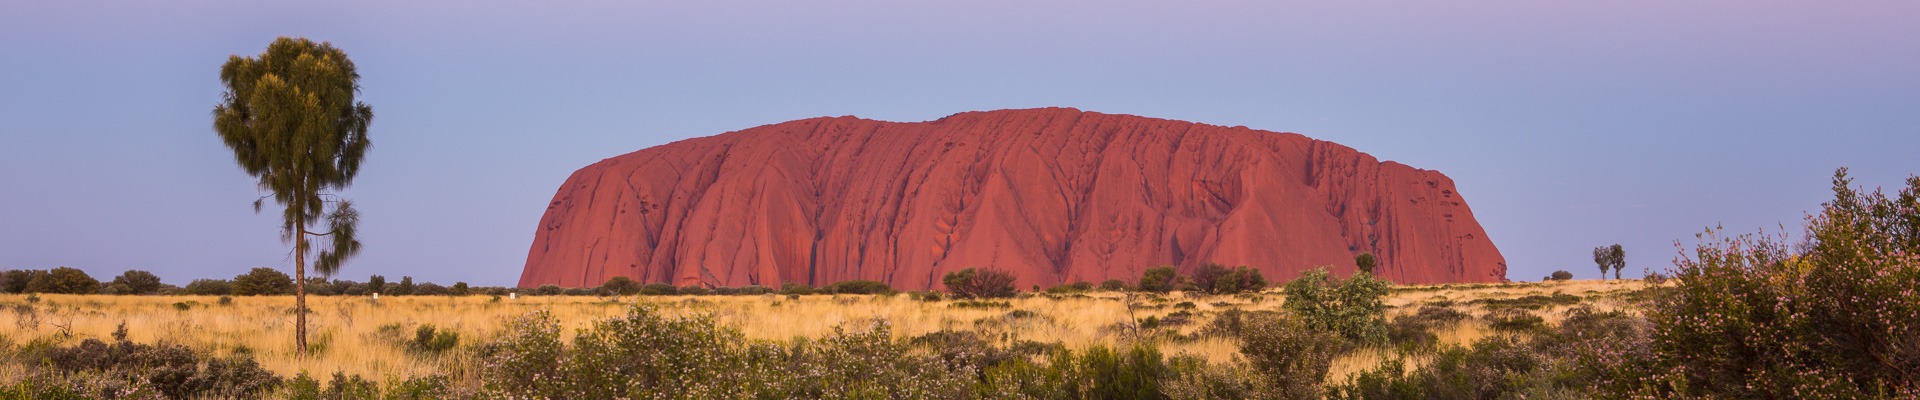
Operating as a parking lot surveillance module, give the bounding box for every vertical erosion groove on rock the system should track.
[519,108,1507,289]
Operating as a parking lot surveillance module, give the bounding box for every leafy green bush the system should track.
[1188,263,1267,294]
[33,337,283,398]
[1137,266,1179,293]
[779,283,815,295]
[25,267,98,294]
[1045,281,1094,294]
[943,267,1017,299]
[1469,293,1582,310]
[1633,169,1920,398]
[109,270,164,295]
[636,283,678,296]
[1099,279,1130,292]
[1328,336,1573,400]
[0,269,43,293]
[1548,270,1573,281]
[231,267,293,296]
[822,279,894,295]
[182,278,234,295]
[410,324,459,354]
[1281,268,1391,344]
[600,276,641,295]
[1237,315,1344,398]
[1386,305,1470,352]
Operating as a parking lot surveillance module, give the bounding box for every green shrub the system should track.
[1631,169,1920,398]
[948,300,1011,309]
[1328,336,1566,400]
[1099,279,1130,291]
[109,270,164,295]
[1469,293,1581,310]
[1137,266,1179,293]
[942,267,1018,299]
[1215,266,1269,294]
[636,283,677,296]
[0,269,43,293]
[822,279,894,295]
[393,276,416,296]
[1045,281,1094,294]
[231,267,293,296]
[1237,315,1344,398]
[910,291,943,302]
[1281,268,1390,344]
[411,324,459,354]
[35,337,283,398]
[600,276,640,295]
[779,283,816,295]
[25,267,98,294]
[1548,270,1573,281]
[183,278,234,296]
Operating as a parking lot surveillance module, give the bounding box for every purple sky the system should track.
[3,1,1917,286]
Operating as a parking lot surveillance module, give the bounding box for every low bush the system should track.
[1044,281,1094,294]
[822,279,894,295]
[231,267,293,296]
[32,337,282,398]
[1483,309,1546,332]
[1137,266,1179,293]
[600,276,641,295]
[182,279,234,296]
[1281,268,1391,344]
[109,270,164,295]
[1624,169,1920,398]
[942,268,1018,299]
[410,324,459,354]
[779,283,815,295]
[25,267,98,294]
[1469,293,1582,310]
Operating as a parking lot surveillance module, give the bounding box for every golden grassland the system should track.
[0,279,1650,385]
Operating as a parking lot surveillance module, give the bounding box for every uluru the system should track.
[518,108,1506,290]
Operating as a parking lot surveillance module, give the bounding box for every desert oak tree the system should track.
[213,37,372,357]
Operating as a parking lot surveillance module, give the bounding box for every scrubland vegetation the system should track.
[0,169,1913,399]
[0,277,1652,399]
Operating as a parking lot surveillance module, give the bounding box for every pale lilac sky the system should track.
[2,1,1917,285]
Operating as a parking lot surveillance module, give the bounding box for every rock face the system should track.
[519,108,1506,289]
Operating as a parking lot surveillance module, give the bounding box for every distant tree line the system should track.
[3,253,1414,299]
[0,267,502,297]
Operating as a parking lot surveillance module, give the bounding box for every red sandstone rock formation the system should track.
[519,108,1506,289]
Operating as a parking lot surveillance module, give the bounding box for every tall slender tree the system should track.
[1594,246,1613,279]
[213,37,372,357]
[1609,244,1626,279]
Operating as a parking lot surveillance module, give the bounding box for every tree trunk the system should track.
[295,218,308,359]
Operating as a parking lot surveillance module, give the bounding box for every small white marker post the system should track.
[509,292,517,300]
[372,292,379,300]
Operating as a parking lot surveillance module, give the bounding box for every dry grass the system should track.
[0,279,1650,383]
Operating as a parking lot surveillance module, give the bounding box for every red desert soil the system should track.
[520,108,1505,289]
